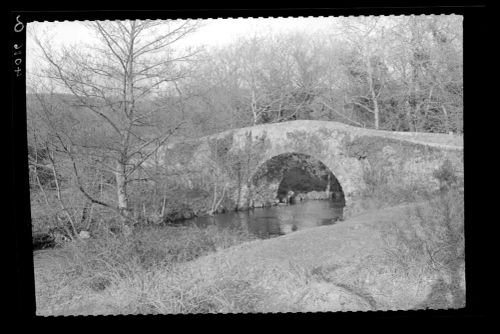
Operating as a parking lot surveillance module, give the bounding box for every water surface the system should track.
[190,200,344,238]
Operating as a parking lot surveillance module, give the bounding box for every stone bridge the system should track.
[151,120,463,214]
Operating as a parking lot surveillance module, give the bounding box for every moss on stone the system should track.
[317,127,336,138]
[343,135,442,164]
[222,131,270,178]
[286,130,326,155]
[208,132,235,161]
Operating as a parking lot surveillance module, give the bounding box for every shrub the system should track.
[433,159,458,191]
[347,155,443,219]
[379,187,465,308]
[348,163,420,218]
[37,222,256,297]
[362,163,390,195]
[34,221,260,315]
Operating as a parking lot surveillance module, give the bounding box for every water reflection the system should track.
[191,200,344,239]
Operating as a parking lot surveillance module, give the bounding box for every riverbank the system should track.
[34,191,465,314]
[33,194,343,251]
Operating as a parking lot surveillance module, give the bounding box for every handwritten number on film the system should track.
[13,15,24,77]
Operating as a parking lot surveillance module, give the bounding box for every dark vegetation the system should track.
[278,167,330,196]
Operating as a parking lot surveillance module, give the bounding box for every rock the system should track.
[302,282,376,312]
[78,230,90,239]
[286,190,295,204]
[122,225,132,237]
[183,210,195,219]
[305,191,330,200]
[280,224,294,234]
[216,207,226,214]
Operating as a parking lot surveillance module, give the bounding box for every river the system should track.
[189,199,344,239]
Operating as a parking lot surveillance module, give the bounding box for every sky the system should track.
[26,15,461,74]
[26,16,341,71]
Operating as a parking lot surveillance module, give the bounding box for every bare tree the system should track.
[31,20,200,227]
[388,15,463,133]
[338,17,395,130]
[27,83,102,238]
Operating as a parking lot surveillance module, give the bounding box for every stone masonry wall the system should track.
[157,120,464,215]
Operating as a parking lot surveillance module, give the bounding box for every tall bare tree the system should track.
[338,17,395,130]
[31,20,199,227]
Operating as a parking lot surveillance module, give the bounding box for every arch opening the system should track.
[249,153,345,211]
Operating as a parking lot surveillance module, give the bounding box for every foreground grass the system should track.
[34,223,259,315]
[34,188,464,315]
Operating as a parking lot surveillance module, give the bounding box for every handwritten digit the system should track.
[14,15,24,32]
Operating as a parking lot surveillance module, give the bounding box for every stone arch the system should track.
[243,151,347,209]
[160,120,463,216]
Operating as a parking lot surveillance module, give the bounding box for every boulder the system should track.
[253,201,264,208]
[280,224,294,234]
[305,191,330,200]
[296,193,306,201]
[78,230,91,239]
[264,200,274,207]
[183,210,195,220]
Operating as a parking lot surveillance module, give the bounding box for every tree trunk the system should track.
[115,161,131,224]
[368,84,380,130]
[366,55,380,130]
[373,99,380,130]
[209,177,219,215]
[405,101,415,132]
[442,105,450,134]
[160,196,167,217]
[251,89,258,125]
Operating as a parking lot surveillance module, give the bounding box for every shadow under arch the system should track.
[246,152,346,210]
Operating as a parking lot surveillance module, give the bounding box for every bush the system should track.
[349,157,460,219]
[362,163,390,195]
[433,159,459,191]
[379,187,465,308]
[37,222,256,297]
[345,162,426,219]
[34,222,264,315]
